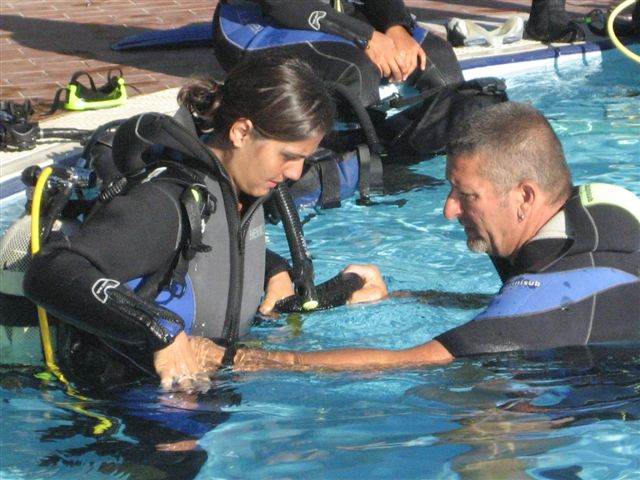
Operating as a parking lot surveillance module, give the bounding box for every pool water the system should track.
[1,45,639,479]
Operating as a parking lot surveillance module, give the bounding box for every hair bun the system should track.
[178,78,223,131]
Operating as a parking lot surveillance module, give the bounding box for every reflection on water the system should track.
[0,367,239,479]
[410,345,640,479]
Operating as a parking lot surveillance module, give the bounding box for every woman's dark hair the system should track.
[178,54,335,141]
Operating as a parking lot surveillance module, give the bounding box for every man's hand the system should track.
[385,25,427,81]
[366,31,404,82]
[260,270,295,314]
[343,264,388,304]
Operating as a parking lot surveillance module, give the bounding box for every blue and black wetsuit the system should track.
[212,0,464,107]
[436,184,640,356]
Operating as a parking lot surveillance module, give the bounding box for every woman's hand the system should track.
[343,264,388,304]
[385,25,428,81]
[153,331,204,390]
[260,270,295,314]
[154,333,230,390]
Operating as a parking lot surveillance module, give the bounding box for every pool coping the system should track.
[0,37,635,203]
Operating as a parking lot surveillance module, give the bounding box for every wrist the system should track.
[354,36,370,50]
[354,27,374,50]
[385,24,413,39]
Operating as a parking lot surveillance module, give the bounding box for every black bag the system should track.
[374,77,509,158]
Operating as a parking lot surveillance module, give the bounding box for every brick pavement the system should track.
[1,0,620,118]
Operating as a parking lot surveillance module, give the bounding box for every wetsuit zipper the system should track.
[218,177,268,343]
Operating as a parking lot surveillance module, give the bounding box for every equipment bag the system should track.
[373,77,509,158]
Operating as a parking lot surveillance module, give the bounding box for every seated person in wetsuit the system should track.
[193,101,640,370]
[213,0,465,109]
[23,54,387,389]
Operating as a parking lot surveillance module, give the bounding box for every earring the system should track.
[518,211,525,222]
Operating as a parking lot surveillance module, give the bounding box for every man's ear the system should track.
[519,180,538,218]
[228,118,254,148]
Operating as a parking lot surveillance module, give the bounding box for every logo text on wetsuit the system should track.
[92,278,120,304]
[248,224,265,241]
[309,11,326,30]
[507,279,541,288]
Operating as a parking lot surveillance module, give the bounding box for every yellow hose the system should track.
[607,0,640,64]
[31,166,113,435]
[31,167,58,368]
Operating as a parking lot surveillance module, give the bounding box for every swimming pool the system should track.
[1,44,639,479]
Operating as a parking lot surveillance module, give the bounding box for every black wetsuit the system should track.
[436,184,640,356]
[213,0,464,107]
[23,112,289,383]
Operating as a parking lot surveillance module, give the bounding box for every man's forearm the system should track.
[233,340,454,371]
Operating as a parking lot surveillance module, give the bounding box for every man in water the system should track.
[191,101,640,372]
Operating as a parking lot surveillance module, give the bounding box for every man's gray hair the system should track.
[446,102,572,204]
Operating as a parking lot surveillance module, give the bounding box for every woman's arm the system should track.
[23,182,203,373]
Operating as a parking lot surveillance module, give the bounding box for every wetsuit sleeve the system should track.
[23,182,186,350]
[253,0,374,44]
[265,248,291,286]
[361,0,415,33]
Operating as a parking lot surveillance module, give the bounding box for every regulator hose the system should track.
[608,0,640,64]
[273,182,318,310]
[40,127,93,142]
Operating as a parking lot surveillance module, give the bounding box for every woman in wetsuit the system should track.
[23,54,387,389]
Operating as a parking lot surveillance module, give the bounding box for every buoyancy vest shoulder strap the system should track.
[111,111,225,181]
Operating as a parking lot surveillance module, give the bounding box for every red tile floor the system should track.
[0,0,621,118]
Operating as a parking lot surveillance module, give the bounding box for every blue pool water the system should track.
[1,45,639,479]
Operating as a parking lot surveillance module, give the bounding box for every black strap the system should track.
[220,341,237,367]
[318,159,342,208]
[357,144,383,203]
[166,185,213,297]
[180,187,212,260]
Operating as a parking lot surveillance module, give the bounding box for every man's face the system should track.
[443,153,520,258]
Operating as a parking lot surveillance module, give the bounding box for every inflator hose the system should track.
[324,81,383,155]
[30,166,114,435]
[273,183,319,310]
[31,167,58,368]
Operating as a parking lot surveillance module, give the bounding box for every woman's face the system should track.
[222,119,323,198]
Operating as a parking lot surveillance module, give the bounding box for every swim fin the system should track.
[111,23,212,51]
